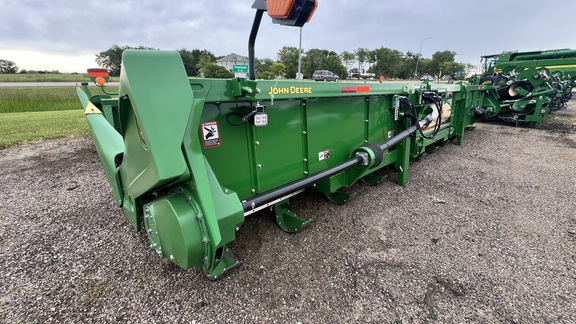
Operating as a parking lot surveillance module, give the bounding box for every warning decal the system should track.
[201,121,221,148]
[84,102,102,115]
[318,150,330,161]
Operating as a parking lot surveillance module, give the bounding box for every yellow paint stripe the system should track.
[537,64,576,69]
[84,101,102,115]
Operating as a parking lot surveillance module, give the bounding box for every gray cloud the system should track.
[2,0,576,64]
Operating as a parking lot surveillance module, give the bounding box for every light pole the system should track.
[297,27,303,81]
[414,37,431,79]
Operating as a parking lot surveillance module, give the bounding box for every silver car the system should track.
[313,70,339,82]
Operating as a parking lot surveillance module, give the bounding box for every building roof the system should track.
[216,53,249,63]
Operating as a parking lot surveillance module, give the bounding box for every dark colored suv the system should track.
[312,70,339,82]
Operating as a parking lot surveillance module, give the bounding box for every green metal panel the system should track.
[200,103,254,200]
[306,97,365,175]
[367,96,395,145]
[252,99,305,193]
[118,50,193,199]
[76,87,124,207]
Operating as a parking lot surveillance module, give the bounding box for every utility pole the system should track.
[298,27,303,81]
[414,37,431,79]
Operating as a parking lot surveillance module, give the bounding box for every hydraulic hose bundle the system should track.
[398,92,444,140]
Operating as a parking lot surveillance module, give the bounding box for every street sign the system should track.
[233,64,249,73]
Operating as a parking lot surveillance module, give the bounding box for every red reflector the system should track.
[478,86,483,90]
[87,68,109,77]
[341,86,371,93]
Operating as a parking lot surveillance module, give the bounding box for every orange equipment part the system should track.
[267,0,296,18]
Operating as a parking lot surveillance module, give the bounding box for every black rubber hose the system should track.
[472,106,486,117]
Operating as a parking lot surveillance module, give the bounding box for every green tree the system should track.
[430,50,456,76]
[195,51,229,78]
[340,51,355,75]
[255,58,274,79]
[259,71,275,80]
[199,63,234,78]
[277,46,300,78]
[400,51,419,79]
[324,54,346,79]
[178,49,216,76]
[0,59,19,74]
[301,49,345,78]
[368,49,378,73]
[271,62,287,78]
[441,61,465,79]
[354,48,370,73]
[95,45,157,76]
[302,48,329,76]
[369,47,404,79]
[418,58,433,76]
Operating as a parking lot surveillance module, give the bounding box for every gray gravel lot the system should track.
[1,105,575,323]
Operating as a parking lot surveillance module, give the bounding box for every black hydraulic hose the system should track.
[242,116,432,213]
[380,116,432,152]
[242,157,362,212]
[248,10,264,80]
[380,124,418,151]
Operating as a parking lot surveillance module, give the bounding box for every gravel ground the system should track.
[1,104,575,323]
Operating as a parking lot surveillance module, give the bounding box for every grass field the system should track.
[0,110,90,149]
[0,87,118,114]
[0,87,79,113]
[0,86,118,148]
[0,73,119,82]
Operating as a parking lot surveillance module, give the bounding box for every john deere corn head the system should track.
[482,49,576,83]
[75,0,563,279]
[468,50,575,125]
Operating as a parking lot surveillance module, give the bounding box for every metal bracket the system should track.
[325,190,355,205]
[361,174,384,186]
[273,201,311,233]
[204,246,243,281]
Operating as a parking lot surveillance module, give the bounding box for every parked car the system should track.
[313,70,339,82]
[420,75,434,82]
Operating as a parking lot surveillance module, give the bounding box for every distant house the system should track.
[217,53,249,77]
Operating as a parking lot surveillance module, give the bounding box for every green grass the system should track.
[0,87,79,113]
[0,110,90,149]
[0,74,119,82]
[0,87,118,113]
[0,86,119,148]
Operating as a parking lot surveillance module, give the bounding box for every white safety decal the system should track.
[201,121,221,148]
[318,150,330,161]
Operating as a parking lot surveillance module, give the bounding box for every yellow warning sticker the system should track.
[84,102,102,115]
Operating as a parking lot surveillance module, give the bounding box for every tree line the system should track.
[1,45,470,80]
[94,45,235,78]
[93,45,468,80]
[276,47,468,80]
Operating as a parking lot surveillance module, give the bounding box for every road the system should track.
[0,82,120,88]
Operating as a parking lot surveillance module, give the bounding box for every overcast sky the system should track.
[2,0,576,73]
